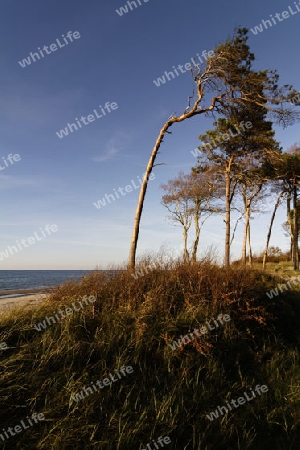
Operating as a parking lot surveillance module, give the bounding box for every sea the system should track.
[0,270,95,299]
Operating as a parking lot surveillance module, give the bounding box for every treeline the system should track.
[129,28,300,269]
[158,29,300,269]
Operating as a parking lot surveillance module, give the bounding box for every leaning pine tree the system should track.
[128,28,296,269]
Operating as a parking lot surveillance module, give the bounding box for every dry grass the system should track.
[0,256,299,449]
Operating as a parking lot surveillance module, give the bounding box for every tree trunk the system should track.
[128,90,221,268]
[242,186,250,267]
[192,201,200,263]
[183,227,189,263]
[224,171,231,267]
[293,185,299,270]
[242,202,250,267]
[128,123,171,269]
[241,223,247,267]
[247,221,252,267]
[287,195,294,261]
[262,194,283,270]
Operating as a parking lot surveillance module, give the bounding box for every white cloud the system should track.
[92,131,131,163]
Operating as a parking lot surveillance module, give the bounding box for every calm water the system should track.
[0,270,95,298]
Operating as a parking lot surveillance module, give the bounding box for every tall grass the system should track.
[0,256,299,449]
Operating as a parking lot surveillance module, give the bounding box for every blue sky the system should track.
[0,0,299,269]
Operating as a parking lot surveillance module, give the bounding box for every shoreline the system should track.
[0,287,53,299]
[0,289,53,313]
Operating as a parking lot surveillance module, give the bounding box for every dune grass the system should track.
[0,257,299,449]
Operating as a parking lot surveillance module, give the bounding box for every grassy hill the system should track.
[0,258,299,449]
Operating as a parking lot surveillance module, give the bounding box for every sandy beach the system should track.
[0,290,52,313]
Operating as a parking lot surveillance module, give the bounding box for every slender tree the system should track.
[241,183,263,267]
[237,160,273,267]
[161,172,193,262]
[189,169,222,262]
[197,104,280,267]
[160,170,219,262]
[282,200,300,260]
[272,148,300,269]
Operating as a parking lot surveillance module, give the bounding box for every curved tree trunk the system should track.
[128,122,172,269]
[128,86,223,268]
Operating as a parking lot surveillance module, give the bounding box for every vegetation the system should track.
[137,27,300,270]
[160,170,220,263]
[128,28,297,268]
[0,257,299,449]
